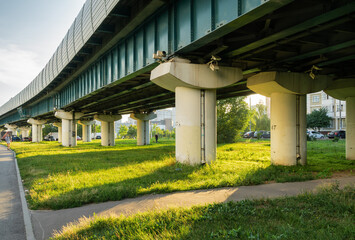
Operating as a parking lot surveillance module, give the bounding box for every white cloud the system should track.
[0,44,43,106]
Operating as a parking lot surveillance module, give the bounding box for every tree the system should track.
[92,123,101,133]
[252,103,270,131]
[307,107,332,131]
[127,125,137,139]
[165,129,171,139]
[118,125,128,138]
[217,96,251,143]
[77,124,82,138]
[43,124,58,137]
[152,124,164,138]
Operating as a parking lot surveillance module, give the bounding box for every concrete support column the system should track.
[27,119,47,142]
[346,97,355,160]
[19,127,31,139]
[175,87,216,164]
[78,120,94,142]
[54,110,84,147]
[151,59,243,165]
[248,71,330,166]
[94,115,122,146]
[4,124,17,136]
[325,78,355,160]
[53,122,62,143]
[130,112,157,145]
[270,93,306,165]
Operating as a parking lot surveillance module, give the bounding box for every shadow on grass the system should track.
[35,163,198,209]
[18,145,175,177]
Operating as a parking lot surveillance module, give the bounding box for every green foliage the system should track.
[53,186,355,240]
[217,97,251,143]
[251,103,270,131]
[43,124,58,137]
[127,125,137,139]
[307,107,332,131]
[77,124,82,137]
[118,125,128,139]
[152,124,164,138]
[5,139,352,210]
[91,123,101,133]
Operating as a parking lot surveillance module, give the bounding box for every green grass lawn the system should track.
[52,185,355,240]
[5,138,354,210]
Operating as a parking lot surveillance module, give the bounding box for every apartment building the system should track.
[307,91,346,131]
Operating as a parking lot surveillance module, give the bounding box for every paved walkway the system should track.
[0,145,26,240]
[32,176,355,239]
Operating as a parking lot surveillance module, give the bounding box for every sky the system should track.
[0,0,86,106]
[0,0,265,113]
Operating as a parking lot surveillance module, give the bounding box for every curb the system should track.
[13,151,36,240]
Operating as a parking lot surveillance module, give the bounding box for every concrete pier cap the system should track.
[151,60,243,91]
[5,123,17,131]
[27,118,47,143]
[324,78,355,160]
[247,72,331,166]
[54,110,84,147]
[54,110,84,120]
[151,59,243,165]
[247,72,331,96]
[130,112,157,146]
[94,114,122,146]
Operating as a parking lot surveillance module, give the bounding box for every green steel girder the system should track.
[4,0,355,126]
[317,54,355,67]
[279,39,355,63]
[224,1,355,58]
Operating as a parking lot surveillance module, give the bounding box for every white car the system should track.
[308,131,325,139]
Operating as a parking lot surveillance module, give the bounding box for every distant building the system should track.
[114,108,176,136]
[307,91,346,131]
[151,109,175,131]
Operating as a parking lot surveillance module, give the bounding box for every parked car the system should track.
[243,131,254,138]
[44,135,56,141]
[77,136,82,140]
[308,131,325,139]
[95,135,101,139]
[260,131,270,138]
[23,137,32,142]
[253,130,270,138]
[12,136,21,142]
[328,130,346,139]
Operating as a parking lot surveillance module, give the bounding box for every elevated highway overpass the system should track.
[1,0,355,165]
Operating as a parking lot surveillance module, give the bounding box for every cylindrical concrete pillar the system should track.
[136,120,150,145]
[78,121,94,142]
[55,110,84,147]
[346,96,355,160]
[27,119,46,143]
[271,92,297,166]
[101,121,115,146]
[31,124,43,143]
[62,119,77,147]
[82,124,91,142]
[176,87,216,165]
[94,115,121,146]
[53,122,62,143]
[130,112,156,146]
[299,95,307,165]
[57,127,62,143]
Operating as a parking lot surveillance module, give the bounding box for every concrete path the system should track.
[0,145,26,240]
[32,175,355,239]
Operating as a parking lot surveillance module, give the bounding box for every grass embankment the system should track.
[7,139,354,210]
[52,185,355,240]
